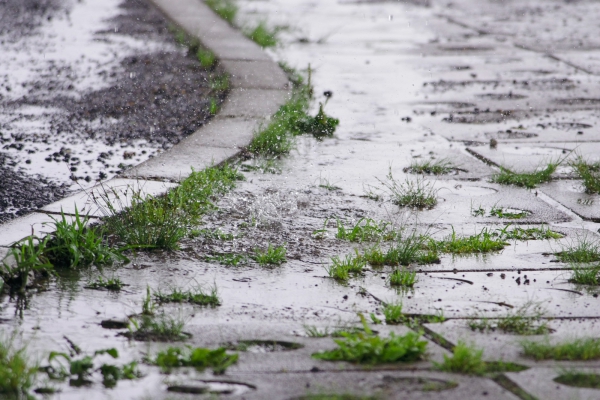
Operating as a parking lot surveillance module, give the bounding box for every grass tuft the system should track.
[152,346,238,375]
[205,0,237,24]
[569,156,600,194]
[361,230,439,267]
[86,276,125,292]
[435,227,507,255]
[197,48,216,69]
[325,253,366,282]
[245,22,279,48]
[569,263,600,285]
[154,284,221,307]
[377,169,438,209]
[521,337,600,361]
[468,303,550,335]
[382,302,404,325]
[554,371,600,389]
[335,218,396,242]
[556,235,600,263]
[125,313,188,342]
[1,235,53,290]
[252,244,287,266]
[206,253,247,267]
[0,336,37,397]
[404,158,458,175]
[491,162,558,189]
[312,315,427,364]
[389,269,417,287]
[498,225,563,241]
[434,341,487,376]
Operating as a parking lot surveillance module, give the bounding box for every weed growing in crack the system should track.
[325,253,366,282]
[382,302,404,325]
[151,346,238,375]
[490,162,559,189]
[1,235,53,290]
[252,244,287,266]
[45,210,125,268]
[389,269,418,287]
[0,335,37,397]
[335,218,396,242]
[554,371,600,389]
[101,165,242,250]
[209,74,230,91]
[497,225,563,241]
[521,337,600,361]
[569,156,600,194]
[434,341,486,375]
[205,0,238,24]
[245,21,280,48]
[361,231,439,267]
[86,276,125,292]
[488,206,528,219]
[197,48,216,69]
[125,313,188,342]
[154,284,221,307]
[404,158,459,175]
[377,169,438,209]
[468,302,550,335]
[312,315,427,364]
[435,227,507,255]
[569,263,600,285]
[556,235,600,263]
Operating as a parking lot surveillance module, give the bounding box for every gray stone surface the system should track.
[541,180,600,222]
[41,179,178,217]
[508,367,600,400]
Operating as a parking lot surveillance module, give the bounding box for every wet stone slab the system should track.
[541,180,600,222]
[507,367,600,400]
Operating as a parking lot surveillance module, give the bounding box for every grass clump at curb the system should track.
[389,269,417,287]
[151,346,238,375]
[252,244,287,266]
[554,371,600,389]
[434,342,527,376]
[335,218,397,242]
[197,48,216,69]
[86,276,125,292]
[404,158,459,175]
[154,285,221,307]
[490,162,558,189]
[0,336,37,397]
[569,156,600,194]
[245,22,279,48]
[325,253,366,282]
[101,165,242,250]
[435,227,508,255]
[312,316,427,364]
[1,235,53,290]
[556,235,600,263]
[521,338,600,361]
[569,263,600,285]
[468,303,551,335]
[205,0,237,24]
[377,169,438,209]
[124,314,189,342]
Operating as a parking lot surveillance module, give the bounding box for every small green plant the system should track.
[0,336,37,397]
[570,156,600,194]
[434,341,487,376]
[245,21,279,48]
[209,74,230,91]
[197,48,216,69]
[435,227,507,255]
[569,263,600,285]
[404,158,458,175]
[206,253,247,267]
[389,268,418,287]
[554,371,600,389]
[296,102,340,140]
[208,97,219,115]
[86,276,125,292]
[154,284,221,307]
[468,303,550,335]
[491,162,558,189]
[205,0,237,23]
[361,231,438,267]
[382,302,405,325]
[488,206,528,219]
[521,337,600,360]
[335,218,396,242]
[252,244,287,266]
[1,235,53,290]
[126,313,188,342]
[142,286,156,316]
[151,346,238,375]
[498,225,563,240]
[325,253,366,282]
[45,210,125,268]
[312,315,427,364]
[556,235,600,263]
[377,169,438,209]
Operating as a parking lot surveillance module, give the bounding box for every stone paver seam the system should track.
[0,0,290,246]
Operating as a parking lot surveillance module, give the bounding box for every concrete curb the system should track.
[0,0,290,248]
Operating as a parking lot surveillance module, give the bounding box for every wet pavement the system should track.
[3,0,600,399]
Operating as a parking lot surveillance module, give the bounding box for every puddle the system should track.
[224,340,304,353]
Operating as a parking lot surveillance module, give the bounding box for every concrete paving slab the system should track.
[554,50,600,76]
[0,212,76,246]
[508,367,600,400]
[219,88,291,119]
[426,319,600,367]
[40,178,178,217]
[222,59,290,90]
[541,180,600,222]
[192,116,260,148]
